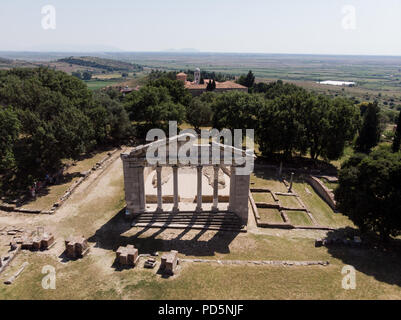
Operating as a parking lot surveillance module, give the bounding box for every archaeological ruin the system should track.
[121,134,254,230]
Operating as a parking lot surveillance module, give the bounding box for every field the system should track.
[1,52,401,107]
[0,149,399,300]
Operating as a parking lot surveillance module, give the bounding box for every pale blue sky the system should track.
[1,0,401,55]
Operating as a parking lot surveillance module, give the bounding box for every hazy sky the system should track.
[1,0,401,55]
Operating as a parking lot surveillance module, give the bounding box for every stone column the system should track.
[288,172,294,193]
[212,165,219,212]
[232,172,250,225]
[156,166,163,213]
[121,161,146,217]
[196,166,203,212]
[173,166,179,212]
[228,166,236,212]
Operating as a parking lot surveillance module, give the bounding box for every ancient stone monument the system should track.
[116,244,139,266]
[64,236,89,259]
[121,134,254,226]
[160,250,179,275]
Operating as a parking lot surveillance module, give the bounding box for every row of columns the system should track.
[155,165,220,213]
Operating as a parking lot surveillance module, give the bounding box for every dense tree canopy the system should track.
[257,89,359,160]
[0,68,132,189]
[335,148,401,242]
[186,97,213,132]
[149,77,192,106]
[211,91,262,130]
[124,84,186,127]
[0,106,20,171]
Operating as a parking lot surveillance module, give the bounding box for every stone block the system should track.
[116,245,139,266]
[21,239,33,250]
[41,234,55,249]
[32,237,42,251]
[161,250,178,275]
[65,236,89,259]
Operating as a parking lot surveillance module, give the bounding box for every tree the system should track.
[0,68,96,182]
[82,71,92,81]
[124,85,186,127]
[392,111,401,152]
[335,148,401,242]
[0,106,20,171]
[149,77,192,105]
[186,98,213,132]
[355,101,381,153]
[206,80,214,91]
[212,91,262,131]
[302,96,360,160]
[257,92,307,158]
[71,71,82,80]
[238,70,255,88]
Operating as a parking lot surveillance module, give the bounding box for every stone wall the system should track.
[305,175,337,210]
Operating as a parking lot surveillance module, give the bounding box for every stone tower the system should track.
[194,67,201,84]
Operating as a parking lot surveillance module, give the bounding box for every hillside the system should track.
[57,56,143,72]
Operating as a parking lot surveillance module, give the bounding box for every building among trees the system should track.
[176,68,247,96]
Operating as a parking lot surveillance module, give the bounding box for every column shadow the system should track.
[88,209,241,257]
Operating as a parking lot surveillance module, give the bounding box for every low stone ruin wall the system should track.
[305,175,337,210]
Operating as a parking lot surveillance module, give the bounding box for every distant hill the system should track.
[57,56,143,72]
[0,57,12,64]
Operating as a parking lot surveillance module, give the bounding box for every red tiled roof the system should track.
[185,79,247,90]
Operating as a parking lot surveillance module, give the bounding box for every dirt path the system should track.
[0,149,127,232]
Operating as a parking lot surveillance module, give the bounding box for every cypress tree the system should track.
[206,80,212,91]
[355,101,381,153]
[392,111,401,153]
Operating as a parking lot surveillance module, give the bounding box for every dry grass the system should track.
[21,150,112,211]
[258,208,283,224]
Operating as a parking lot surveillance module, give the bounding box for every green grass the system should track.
[252,192,275,204]
[250,173,288,192]
[258,208,283,224]
[292,181,353,228]
[321,180,338,191]
[278,195,303,209]
[331,146,354,169]
[85,79,122,90]
[285,210,313,226]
